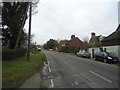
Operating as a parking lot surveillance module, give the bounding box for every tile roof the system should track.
[102,24,120,41]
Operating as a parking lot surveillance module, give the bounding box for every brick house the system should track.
[59,35,85,49]
[59,40,69,47]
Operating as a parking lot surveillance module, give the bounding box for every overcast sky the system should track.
[24,0,119,45]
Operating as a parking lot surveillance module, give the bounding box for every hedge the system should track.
[2,48,26,61]
[59,46,80,54]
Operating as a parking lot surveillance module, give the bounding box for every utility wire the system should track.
[40,3,92,32]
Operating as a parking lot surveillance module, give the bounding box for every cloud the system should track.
[24,0,118,44]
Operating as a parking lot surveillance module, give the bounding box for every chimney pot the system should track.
[91,32,95,37]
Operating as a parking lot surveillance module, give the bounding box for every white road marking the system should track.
[48,61,54,88]
[48,61,52,73]
[89,70,112,83]
[50,79,54,88]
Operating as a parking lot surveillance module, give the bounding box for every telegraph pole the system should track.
[27,2,32,62]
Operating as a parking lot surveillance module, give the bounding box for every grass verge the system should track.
[0,61,2,89]
[64,52,76,56]
[2,52,46,88]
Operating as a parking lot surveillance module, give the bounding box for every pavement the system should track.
[20,72,42,88]
[20,50,119,88]
[20,61,51,88]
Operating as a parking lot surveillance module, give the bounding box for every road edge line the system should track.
[48,61,54,88]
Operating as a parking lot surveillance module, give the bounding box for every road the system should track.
[42,50,119,88]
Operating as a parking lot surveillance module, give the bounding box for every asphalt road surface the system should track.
[42,50,119,88]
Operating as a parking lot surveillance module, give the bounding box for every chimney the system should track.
[71,35,75,39]
[91,32,95,37]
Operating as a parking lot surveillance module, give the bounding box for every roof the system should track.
[69,37,85,47]
[101,25,120,46]
[89,35,105,47]
[116,24,120,31]
[59,40,69,45]
[89,36,99,44]
[60,36,85,47]
[102,25,120,41]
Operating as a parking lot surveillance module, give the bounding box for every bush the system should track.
[59,46,79,54]
[2,47,26,61]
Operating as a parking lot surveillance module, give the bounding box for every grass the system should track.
[0,61,2,88]
[64,52,76,56]
[68,53,76,56]
[2,52,46,88]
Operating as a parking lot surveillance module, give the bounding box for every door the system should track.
[92,49,94,58]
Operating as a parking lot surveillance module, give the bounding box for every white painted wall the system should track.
[89,47,99,58]
[88,45,120,60]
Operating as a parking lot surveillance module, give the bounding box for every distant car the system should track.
[77,50,84,57]
[49,49,53,51]
[95,52,119,64]
[82,51,91,58]
[77,50,91,58]
[38,48,41,51]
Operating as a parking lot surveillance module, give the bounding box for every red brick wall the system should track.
[59,40,69,46]
[69,37,85,47]
[59,36,85,48]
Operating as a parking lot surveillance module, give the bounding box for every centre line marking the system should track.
[48,61,54,88]
[89,70,112,83]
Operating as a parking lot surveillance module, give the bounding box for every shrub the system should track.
[59,46,79,54]
[2,47,26,61]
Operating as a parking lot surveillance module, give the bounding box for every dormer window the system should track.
[99,35,103,42]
